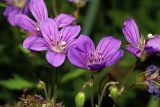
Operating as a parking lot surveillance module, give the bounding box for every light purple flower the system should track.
[15,0,76,52]
[23,18,80,67]
[122,18,160,59]
[67,35,124,72]
[3,0,29,25]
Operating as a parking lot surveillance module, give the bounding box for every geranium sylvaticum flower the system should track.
[15,0,76,51]
[144,65,160,98]
[2,0,29,25]
[122,18,160,60]
[67,35,124,72]
[24,18,80,67]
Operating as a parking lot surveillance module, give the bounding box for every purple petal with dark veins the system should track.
[29,0,48,22]
[96,36,121,59]
[46,50,65,67]
[122,18,140,47]
[54,14,75,28]
[67,35,95,69]
[67,46,88,69]
[145,35,160,54]
[23,35,48,51]
[40,18,60,45]
[60,25,81,45]
[16,14,37,32]
[88,62,106,72]
[126,45,141,57]
[105,50,124,67]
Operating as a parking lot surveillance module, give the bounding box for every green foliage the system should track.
[61,69,86,83]
[147,96,160,107]
[0,75,35,90]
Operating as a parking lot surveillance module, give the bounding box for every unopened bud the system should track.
[109,86,119,100]
[75,92,86,107]
[37,80,46,90]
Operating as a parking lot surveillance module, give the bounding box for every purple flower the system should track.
[122,18,160,59]
[147,80,160,98]
[23,18,80,67]
[144,65,160,98]
[3,0,29,25]
[15,0,76,52]
[67,35,124,72]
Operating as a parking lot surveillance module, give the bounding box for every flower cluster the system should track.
[2,0,160,100]
[1,0,123,70]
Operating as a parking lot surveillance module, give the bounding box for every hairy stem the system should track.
[98,82,119,107]
[91,73,94,107]
[54,68,58,104]
[120,61,138,88]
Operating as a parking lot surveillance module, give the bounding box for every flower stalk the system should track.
[91,73,94,107]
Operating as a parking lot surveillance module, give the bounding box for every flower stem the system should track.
[91,73,94,107]
[52,0,58,16]
[120,60,139,90]
[54,68,58,104]
[98,82,119,107]
[44,86,48,99]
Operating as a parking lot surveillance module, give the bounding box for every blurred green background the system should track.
[0,0,160,106]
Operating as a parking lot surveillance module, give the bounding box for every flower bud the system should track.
[69,0,88,8]
[75,92,86,107]
[109,86,119,100]
[37,80,46,90]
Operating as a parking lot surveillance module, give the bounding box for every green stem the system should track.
[98,82,119,107]
[44,86,48,99]
[54,68,58,104]
[52,0,58,16]
[120,61,138,88]
[0,2,7,7]
[91,74,94,107]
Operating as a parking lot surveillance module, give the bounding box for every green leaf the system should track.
[0,75,35,90]
[61,69,86,83]
[147,96,160,107]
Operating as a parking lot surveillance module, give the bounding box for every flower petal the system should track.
[29,0,48,22]
[145,35,160,53]
[122,18,140,47]
[23,35,48,51]
[96,36,121,59]
[126,46,141,57]
[88,62,106,72]
[40,18,60,44]
[67,46,88,69]
[53,14,75,28]
[74,35,95,57]
[105,50,124,67]
[60,25,81,44]
[3,5,15,17]
[46,50,65,67]
[8,9,21,25]
[16,14,37,32]
[23,0,30,14]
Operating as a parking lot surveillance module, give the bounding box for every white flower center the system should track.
[14,0,26,8]
[52,41,67,53]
